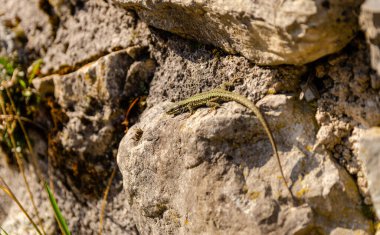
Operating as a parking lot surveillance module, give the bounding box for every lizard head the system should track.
[165,102,185,115]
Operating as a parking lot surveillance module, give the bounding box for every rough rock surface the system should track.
[312,39,380,206]
[52,169,139,234]
[0,160,56,235]
[0,0,150,74]
[1,0,380,234]
[0,155,139,235]
[117,96,372,234]
[359,128,380,218]
[47,50,132,156]
[0,0,55,56]
[117,36,375,233]
[0,23,19,57]
[25,47,154,233]
[41,0,151,74]
[147,32,306,106]
[116,0,361,65]
[360,0,380,78]
[32,47,155,199]
[0,0,153,233]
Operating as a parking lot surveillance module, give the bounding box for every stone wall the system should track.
[0,0,380,234]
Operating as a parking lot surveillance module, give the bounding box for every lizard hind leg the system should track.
[186,104,195,116]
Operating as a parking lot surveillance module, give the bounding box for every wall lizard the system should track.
[166,87,295,200]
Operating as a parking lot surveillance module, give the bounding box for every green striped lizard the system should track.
[166,86,295,200]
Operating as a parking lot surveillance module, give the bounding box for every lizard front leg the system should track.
[206,97,222,113]
[186,104,195,115]
[186,102,207,116]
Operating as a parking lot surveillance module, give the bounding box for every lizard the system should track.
[166,86,295,200]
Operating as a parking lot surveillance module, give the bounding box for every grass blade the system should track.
[98,166,117,235]
[0,225,9,235]
[44,183,71,235]
[0,176,43,235]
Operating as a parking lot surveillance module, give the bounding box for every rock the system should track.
[0,157,139,234]
[124,59,156,96]
[312,39,380,210]
[32,75,55,97]
[116,0,360,65]
[41,0,151,74]
[52,49,134,156]
[359,127,380,218]
[348,127,372,205]
[0,162,56,234]
[315,40,380,129]
[147,33,306,107]
[31,47,155,199]
[0,0,151,74]
[41,47,155,156]
[47,0,77,19]
[1,0,377,234]
[50,171,139,234]
[0,23,17,56]
[117,95,373,234]
[360,0,380,76]
[5,47,154,233]
[0,0,55,56]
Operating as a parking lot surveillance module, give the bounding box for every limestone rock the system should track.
[33,48,154,156]
[41,0,151,74]
[50,49,134,156]
[0,161,56,235]
[31,47,155,199]
[315,40,380,129]
[0,157,139,235]
[360,0,380,76]
[0,0,151,74]
[359,127,380,218]
[147,33,306,107]
[0,23,17,56]
[117,95,373,234]
[116,0,360,65]
[312,39,379,208]
[50,171,139,234]
[0,0,55,56]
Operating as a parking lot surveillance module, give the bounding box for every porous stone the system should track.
[147,33,306,107]
[51,171,139,234]
[360,0,380,76]
[116,0,360,65]
[0,23,17,57]
[117,95,373,234]
[41,0,151,74]
[50,49,134,156]
[315,39,380,130]
[1,1,378,234]
[32,47,155,198]
[359,127,380,218]
[34,47,154,156]
[0,161,56,235]
[312,39,379,210]
[0,0,151,74]
[0,0,55,56]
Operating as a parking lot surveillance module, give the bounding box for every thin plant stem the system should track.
[0,225,9,235]
[0,176,42,235]
[0,114,43,128]
[4,85,43,181]
[98,166,117,235]
[0,90,46,235]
